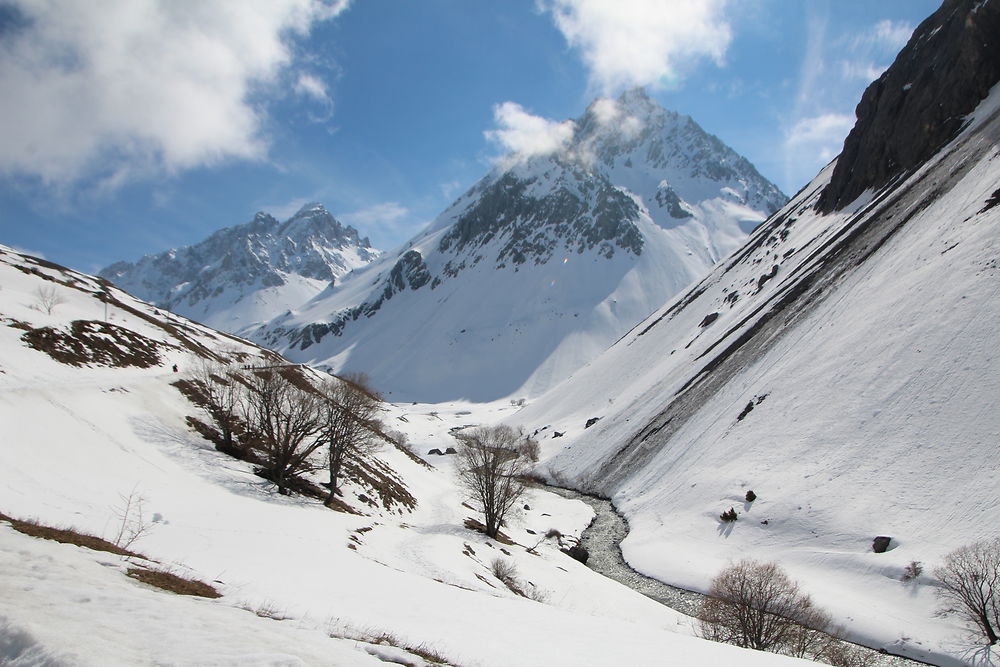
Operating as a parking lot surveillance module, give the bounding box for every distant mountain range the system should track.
[249,89,786,401]
[100,203,378,332]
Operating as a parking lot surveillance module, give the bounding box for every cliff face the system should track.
[817,0,1000,213]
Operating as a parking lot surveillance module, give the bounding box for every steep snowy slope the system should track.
[100,202,378,331]
[515,2,1000,663]
[253,89,785,402]
[0,244,811,666]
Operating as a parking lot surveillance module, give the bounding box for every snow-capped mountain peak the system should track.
[100,203,379,331]
[251,91,787,402]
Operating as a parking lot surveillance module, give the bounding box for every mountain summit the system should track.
[253,91,786,401]
[100,203,379,331]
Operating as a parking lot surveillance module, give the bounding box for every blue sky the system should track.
[0,0,940,273]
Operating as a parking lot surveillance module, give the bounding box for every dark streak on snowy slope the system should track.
[572,0,1000,493]
[593,102,1000,491]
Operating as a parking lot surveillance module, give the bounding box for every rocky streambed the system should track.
[545,484,923,666]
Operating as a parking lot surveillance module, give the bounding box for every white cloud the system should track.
[440,180,463,201]
[484,102,576,161]
[836,19,913,84]
[862,19,914,53]
[294,73,331,103]
[341,202,410,232]
[264,197,314,221]
[588,97,643,138]
[784,113,855,175]
[839,60,888,83]
[0,0,350,185]
[539,0,732,94]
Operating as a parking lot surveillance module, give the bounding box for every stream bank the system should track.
[543,484,922,666]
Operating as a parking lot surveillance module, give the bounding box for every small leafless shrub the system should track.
[33,285,64,315]
[820,638,880,667]
[491,557,519,584]
[901,560,923,582]
[239,599,291,620]
[111,488,153,551]
[518,437,540,463]
[545,528,562,539]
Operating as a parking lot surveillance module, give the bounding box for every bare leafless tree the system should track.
[110,487,153,552]
[935,537,1000,645]
[192,361,245,457]
[34,285,64,315]
[319,375,383,507]
[241,370,324,495]
[455,425,530,539]
[698,559,829,653]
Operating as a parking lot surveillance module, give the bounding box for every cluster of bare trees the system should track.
[699,542,1000,663]
[191,362,383,504]
[697,559,875,665]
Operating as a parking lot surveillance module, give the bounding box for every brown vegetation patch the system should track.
[0,511,141,558]
[127,567,221,598]
[21,319,168,368]
[3,317,33,331]
[463,518,515,545]
[345,456,417,513]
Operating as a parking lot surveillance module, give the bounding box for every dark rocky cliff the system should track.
[817,0,1000,213]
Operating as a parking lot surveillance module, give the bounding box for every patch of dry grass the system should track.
[126,567,221,598]
[0,511,141,558]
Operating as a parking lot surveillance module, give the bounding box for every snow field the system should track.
[0,247,809,665]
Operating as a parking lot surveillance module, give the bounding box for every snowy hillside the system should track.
[100,202,378,331]
[0,243,814,665]
[253,89,786,402]
[513,2,1000,663]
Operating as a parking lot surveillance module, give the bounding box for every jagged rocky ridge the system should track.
[253,89,786,401]
[100,203,378,331]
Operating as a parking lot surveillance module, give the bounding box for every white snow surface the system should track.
[0,245,808,665]
[511,85,1000,665]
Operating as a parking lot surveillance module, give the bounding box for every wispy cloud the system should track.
[484,102,576,162]
[0,0,350,187]
[295,73,331,103]
[440,180,464,201]
[781,13,915,191]
[340,202,411,238]
[539,0,732,94]
[784,113,855,163]
[263,197,315,221]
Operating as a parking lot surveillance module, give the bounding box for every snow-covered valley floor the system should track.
[0,245,821,666]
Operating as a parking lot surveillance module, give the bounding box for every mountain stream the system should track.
[544,484,922,666]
